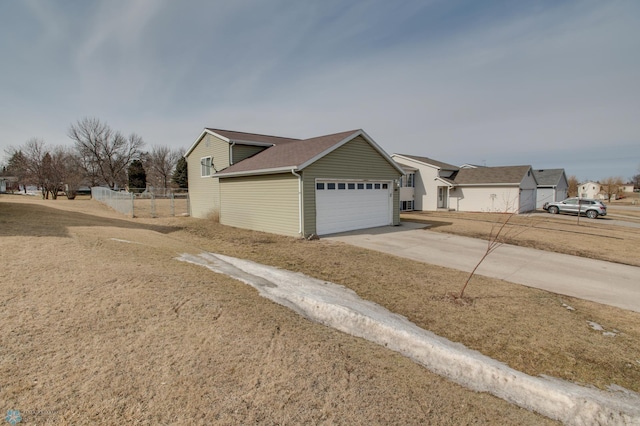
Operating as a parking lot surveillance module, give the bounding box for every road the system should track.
[325,222,640,313]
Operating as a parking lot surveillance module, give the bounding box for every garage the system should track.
[315,180,393,235]
[519,189,536,213]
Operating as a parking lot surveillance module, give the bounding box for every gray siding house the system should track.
[185,128,403,237]
[532,169,569,209]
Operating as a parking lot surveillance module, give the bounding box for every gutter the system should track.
[291,169,304,236]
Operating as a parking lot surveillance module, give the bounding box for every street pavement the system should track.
[325,222,640,313]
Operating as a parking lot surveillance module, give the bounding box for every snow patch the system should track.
[110,238,142,245]
[177,252,640,425]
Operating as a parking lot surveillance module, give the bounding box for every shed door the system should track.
[316,180,392,235]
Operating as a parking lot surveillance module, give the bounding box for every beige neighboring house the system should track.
[391,154,459,211]
[184,128,403,237]
[579,181,602,199]
[448,165,538,213]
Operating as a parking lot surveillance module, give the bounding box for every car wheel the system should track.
[548,206,559,214]
[586,210,598,219]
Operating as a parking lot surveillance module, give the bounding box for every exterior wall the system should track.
[219,173,300,237]
[519,170,537,213]
[186,133,230,218]
[449,186,521,213]
[302,136,401,236]
[390,155,446,211]
[232,144,267,164]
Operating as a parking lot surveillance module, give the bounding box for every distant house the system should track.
[622,183,635,193]
[392,153,538,214]
[184,128,403,237]
[0,176,18,193]
[579,181,601,199]
[448,165,538,213]
[391,154,459,211]
[532,169,569,209]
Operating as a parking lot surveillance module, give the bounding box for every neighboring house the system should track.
[391,154,459,211]
[184,128,403,237]
[0,176,18,193]
[622,183,635,193]
[579,181,601,199]
[448,165,538,213]
[532,169,569,209]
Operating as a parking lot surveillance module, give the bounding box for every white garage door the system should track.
[316,180,393,235]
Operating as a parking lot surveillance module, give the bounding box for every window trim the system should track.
[200,156,212,177]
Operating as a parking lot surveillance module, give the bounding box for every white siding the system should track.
[450,187,521,213]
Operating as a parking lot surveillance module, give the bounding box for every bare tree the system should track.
[600,176,624,201]
[567,175,579,197]
[143,145,181,190]
[68,117,145,189]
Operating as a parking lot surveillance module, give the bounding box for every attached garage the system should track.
[315,180,393,235]
[188,128,404,238]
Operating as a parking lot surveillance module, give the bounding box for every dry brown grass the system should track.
[2,195,639,424]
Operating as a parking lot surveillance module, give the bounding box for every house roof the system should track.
[393,154,459,171]
[532,169,566,187]
[202,128,404,177]
[452,165,533,185]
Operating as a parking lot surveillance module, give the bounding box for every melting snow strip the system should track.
[177,252,640,425]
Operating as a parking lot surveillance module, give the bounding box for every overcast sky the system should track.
[1,0,638,182]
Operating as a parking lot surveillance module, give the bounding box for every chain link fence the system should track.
[91,187,189,218]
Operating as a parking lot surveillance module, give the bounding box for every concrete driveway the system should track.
[325,222,640,313]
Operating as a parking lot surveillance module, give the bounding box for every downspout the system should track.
[291,169,304,237]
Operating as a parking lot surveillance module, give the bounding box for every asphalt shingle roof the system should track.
[394,154,459,171]
[453,165,532,185]
[532,169,565,186]
[214,129,361,175]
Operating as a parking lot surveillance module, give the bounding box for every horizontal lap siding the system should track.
[186,134,229,218]
[450,186,520,213]
[219,174,300,237]
[302,136,401,236]
[232,144,266,164]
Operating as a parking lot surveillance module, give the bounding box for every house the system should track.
[448,165,538,213]
[184,128,404,237]
[532,169,568,209]
[391,154,459,211]
[622,183,635,193]
[579,181,601,199]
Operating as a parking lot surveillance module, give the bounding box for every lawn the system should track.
[1,195,638,424]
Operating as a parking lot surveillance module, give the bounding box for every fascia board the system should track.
[392,154,442,171]
[215,166,297,178]
[184,129,231,158]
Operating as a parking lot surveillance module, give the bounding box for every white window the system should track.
[400,173,415,188]
[201,157,212,177]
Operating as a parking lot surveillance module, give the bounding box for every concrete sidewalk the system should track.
[325,222,640,313]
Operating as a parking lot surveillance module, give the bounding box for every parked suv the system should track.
[543,198,607,219]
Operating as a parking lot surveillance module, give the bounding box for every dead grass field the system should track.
[2,196,639,424]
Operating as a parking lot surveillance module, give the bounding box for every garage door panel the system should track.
[316,181,392,235]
